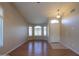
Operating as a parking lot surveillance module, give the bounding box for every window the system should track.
[0,17,3,48]
[44,26,47,36]
[50,19,59,24]
[34,26,42,36]
[0,7,3,48]
[28,26,32,36]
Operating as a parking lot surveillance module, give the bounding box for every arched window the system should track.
[50,19,59,24]
[34,26,42,36]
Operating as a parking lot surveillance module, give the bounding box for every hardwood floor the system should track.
[9,40,78,56]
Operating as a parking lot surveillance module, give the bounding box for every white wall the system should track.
[61,15,79,55]
[0,3,28,55]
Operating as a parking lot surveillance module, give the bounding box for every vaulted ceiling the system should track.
[14,2,79,24]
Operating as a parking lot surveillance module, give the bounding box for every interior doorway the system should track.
[48,19,60,43]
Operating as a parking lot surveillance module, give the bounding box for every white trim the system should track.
[2,41,26,56]
[61,42,79,55]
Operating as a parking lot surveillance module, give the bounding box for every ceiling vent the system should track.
[70,8,75,13]
[36,2,41,3]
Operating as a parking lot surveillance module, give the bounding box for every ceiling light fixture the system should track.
[56,14,61,18]
[56,9,61,19]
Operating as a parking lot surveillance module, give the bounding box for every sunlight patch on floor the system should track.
[50,42,67,49]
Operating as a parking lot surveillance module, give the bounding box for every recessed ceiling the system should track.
[14,2,79,24]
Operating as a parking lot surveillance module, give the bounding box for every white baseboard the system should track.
[61,42,79,55]
[3,41,26,56]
